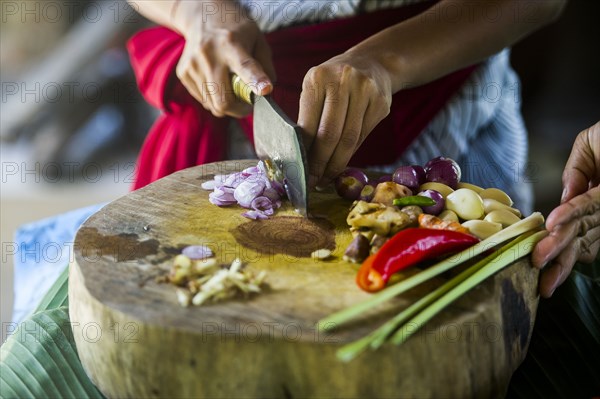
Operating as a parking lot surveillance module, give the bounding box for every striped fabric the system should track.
[382,49,533,215]
[239,0,427,32]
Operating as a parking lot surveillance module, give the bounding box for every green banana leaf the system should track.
[0,306,104,399]
[32,265,69,315]
[1,260,598,399]
[0,267,104,399]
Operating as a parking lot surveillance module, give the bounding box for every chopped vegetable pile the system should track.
[201,160,286,220]
[336,156,526,292]
[320,156,548,360]
[161,245,267,307]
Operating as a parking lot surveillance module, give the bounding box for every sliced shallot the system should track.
[202,161,285,219]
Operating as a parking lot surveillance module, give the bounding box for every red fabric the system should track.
[127,2,476,190]
[127,29,228,187]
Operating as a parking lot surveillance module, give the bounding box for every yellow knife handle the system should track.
[231,74,254,105]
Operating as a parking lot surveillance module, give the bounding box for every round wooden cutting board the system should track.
[69,160,540,399]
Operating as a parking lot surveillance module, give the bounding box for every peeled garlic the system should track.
[456,182,484,193]
[483,198,522,218]
[312,248,333,260]
[461,220,502,240]
[446,189,485,220]
[484,209,522,227]
[479,188,513,206]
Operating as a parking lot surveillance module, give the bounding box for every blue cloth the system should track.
[12,204,105,323]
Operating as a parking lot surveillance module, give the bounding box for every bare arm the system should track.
[354,0,567,91]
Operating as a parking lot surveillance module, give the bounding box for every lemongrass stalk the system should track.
[318,212,544,332]
[335,232,533,362]
[335,329,381,363]
[390,230,548,346]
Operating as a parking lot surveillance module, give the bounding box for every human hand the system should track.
[532,122,600,297]
[297,50,392,188]
[175,1,275,117]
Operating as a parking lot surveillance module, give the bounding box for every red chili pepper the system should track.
[356,228,479,292]
[356,255,385,293]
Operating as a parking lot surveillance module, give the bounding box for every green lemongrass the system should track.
[318,212,544,332]
[336,232,534,362]
[335,327,383,363]
[390,229,548,346]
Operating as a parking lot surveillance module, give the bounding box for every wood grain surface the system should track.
[69,160,540,399]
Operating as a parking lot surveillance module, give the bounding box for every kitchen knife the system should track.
[232,74,309,217]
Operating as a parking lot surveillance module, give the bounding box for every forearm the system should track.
[127,0,240,36]
[349,0,566,92]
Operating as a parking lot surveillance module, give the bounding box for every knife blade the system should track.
[232,74,309,217]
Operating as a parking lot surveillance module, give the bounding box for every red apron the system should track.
[127,1,476,190]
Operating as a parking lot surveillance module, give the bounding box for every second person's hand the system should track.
[298,50,392,188]
[532,122,600,297]
[175,0,276,118]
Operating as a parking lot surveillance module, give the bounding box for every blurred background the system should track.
[1,1,599,329]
